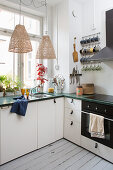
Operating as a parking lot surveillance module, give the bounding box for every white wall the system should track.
[81,0,113,95]
[69,0,82,93]
[52,0,113,95]
[52,0,70,92]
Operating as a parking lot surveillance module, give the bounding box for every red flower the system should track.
[36,64,48,84]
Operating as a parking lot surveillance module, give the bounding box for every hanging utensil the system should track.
[73,37,78,62]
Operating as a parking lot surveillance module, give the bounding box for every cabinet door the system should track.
[0,108,1,165]
[81,136,98,155]
[65,107,81,123]
[65,98,81,112]
[37,100,55,149]
[0,102,37,165]
[55,98,64,140]
[64,116,81,145]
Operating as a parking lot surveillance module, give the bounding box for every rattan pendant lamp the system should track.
[8,0,32,53]
[36,0,56,59]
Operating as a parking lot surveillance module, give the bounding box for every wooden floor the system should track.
[0,139,113,170]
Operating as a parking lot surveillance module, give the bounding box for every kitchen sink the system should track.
[31,93,52,98]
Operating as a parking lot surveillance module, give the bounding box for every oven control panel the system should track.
[82,101,113,119]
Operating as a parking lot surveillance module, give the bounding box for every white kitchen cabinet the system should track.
[81,136,98,155]
[0,102,37,165]
[65,98,81,111]
[64,116,81,145]
[37,99,55,149]
[64,107,81,123]
[64,98,81,145]
[37,98,64,149]
[55,98,64,140]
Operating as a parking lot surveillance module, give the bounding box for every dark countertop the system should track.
[0,93,113,107]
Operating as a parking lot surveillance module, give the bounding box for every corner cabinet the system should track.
[37,98,64,149]
[0,102,37,165]
[64,98,81,145]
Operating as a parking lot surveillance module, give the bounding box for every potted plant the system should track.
[5,87,15,96]
[0,75,6,97]
[36,64,48,92]
[0,85,4,97]
[4,76,14,96]
[14,77,23,95]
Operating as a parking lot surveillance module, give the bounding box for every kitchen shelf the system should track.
[80,51,99,56]
[70,74,82,77]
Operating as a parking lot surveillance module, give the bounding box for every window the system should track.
[0,7,42,87]
[24,40,39,87]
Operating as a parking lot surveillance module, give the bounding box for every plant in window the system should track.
[0,85,4,97]
[36,64,48,92]
[14,77,24,91]
[0,75,6,84]
[4,76,15,96]
[0,75,6,97]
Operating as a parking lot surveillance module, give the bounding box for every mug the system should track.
[80,49,84,54]
[89,48,94,53]
[91,37,95,42]
[80,40,84,44]
[86,38,91,43]
[94,36,99,42]
[94,46,100,52]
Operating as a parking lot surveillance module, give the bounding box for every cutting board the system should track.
[73,37,78,62]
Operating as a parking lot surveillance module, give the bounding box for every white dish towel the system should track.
[89,113,105,139]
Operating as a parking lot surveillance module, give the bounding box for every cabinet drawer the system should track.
[65,108,81,123]
[64,117,81,145]
[81,136,98,155]
[81,136,113,163]
[97,143,113,163]
[65,98,81,111]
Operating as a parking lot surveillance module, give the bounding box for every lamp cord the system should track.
[45,0,48,34]
[57,6,58,64]
[19,0,22,24]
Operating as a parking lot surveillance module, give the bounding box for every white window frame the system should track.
[0,5,43,83]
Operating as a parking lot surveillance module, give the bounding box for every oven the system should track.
[81,100,113,149]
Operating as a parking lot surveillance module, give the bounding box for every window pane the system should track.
[0,8,14,30]
[0,35,18,79]
[24,16,40,35]
[0,35,13,76]
[24,41,39,88]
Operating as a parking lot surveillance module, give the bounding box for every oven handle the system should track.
[81,111,113,122]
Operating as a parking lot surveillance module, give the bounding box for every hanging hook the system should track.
[72,10,76,18]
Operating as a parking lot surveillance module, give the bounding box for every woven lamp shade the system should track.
[36,35,56,59]
[9,24,32,53]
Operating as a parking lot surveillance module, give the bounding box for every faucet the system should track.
[30,86,38,96]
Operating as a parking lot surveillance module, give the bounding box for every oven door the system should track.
[81,111,113,148]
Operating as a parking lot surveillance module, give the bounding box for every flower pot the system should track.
[0,92,3,97]
[38,86,43,93]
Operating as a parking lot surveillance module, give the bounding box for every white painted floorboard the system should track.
[0,139,113,170]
